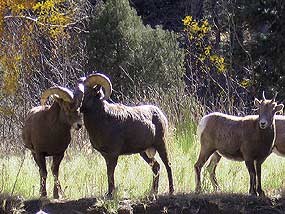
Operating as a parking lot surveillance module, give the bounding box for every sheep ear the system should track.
[275,104,284,114]
[254,98,261,107]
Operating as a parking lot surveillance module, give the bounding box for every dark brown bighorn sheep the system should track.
[194,92,283,196]
[80,73,174,197]
[22,85,83,198]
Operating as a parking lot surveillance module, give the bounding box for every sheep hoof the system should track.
[258,190,266,197]
[40,195,47,199]
[105,192,114,200]
[40,192,47,199]
[53,185,64,199]
[213,186,221,193]
[249,191,257,197]
[53,193,61,199]
[169,187,174,195]
[149,188,158,196]
[147,193,157,201]
[195,187,202,194]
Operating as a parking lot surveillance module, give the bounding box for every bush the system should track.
[86,0,185,100]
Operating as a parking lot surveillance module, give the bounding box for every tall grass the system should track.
[2,120,285,201]
[1,90,285,201]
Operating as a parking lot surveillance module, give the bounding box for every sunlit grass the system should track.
[1,120,285,200]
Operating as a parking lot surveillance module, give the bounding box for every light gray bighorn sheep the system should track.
[194,92,283,196]
[22,85,83,198]
[80,73,174,197]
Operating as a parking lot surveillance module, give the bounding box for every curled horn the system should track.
[41,86,74,106]
[73,82,84,109]
[262,91,266,100]
[84,73,112,100]
[271,92,278,103]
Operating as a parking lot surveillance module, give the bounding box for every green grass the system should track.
[1,120,285,200]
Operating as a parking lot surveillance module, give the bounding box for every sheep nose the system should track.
[259,121,267,129]
[73,122,82,130]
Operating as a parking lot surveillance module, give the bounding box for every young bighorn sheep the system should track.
[194,93,283,196]
[22,86,83,198]
[207,113,285,192]
[80,73,174,197]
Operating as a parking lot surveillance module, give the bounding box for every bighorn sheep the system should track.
[206,113,285,193]
[273,116,285,155]
[194,93,283,196]
[22,85,83,198]
[80,73,174,197]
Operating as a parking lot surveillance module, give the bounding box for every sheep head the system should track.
[41,86,83,130]
[80,73,112,112]
[254,92,284,129]
[84,73,112,98]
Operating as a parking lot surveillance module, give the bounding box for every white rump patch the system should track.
[272,147,285,157]
[197,115,210,139]
[145,147,156,158]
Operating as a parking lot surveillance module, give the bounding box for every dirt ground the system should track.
[1,192,285,214]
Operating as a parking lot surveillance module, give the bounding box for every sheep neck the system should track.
[83,98,105,126]
[255,118,276,151]
[48,102,71,132]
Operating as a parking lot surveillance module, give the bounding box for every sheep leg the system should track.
[206,152,221,191]
[103,155,118,199]
[156,147,174,194]
[255,160,265,197]
[245,160,257,196]
[51,153,64,199]
[194,148,215,193]
[140,152,160,195]
[32,152,47,198]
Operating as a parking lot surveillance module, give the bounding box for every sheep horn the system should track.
[262,91,266,100]
[272,92,278,102]
[72,83,84,109]
[84,73,112,100]
[41,86,74,106]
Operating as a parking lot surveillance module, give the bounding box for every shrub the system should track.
[86,0,185,100]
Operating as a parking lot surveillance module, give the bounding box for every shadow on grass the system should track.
[2,192,285,213]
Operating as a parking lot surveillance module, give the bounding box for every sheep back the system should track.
[84,103,168,155]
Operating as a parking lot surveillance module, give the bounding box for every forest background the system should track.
[1,0,285,204]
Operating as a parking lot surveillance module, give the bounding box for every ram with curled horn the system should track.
[80,73,174,198]
[195,91,283,196]
[22,85,84,198]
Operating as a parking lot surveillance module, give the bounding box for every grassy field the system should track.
[1,120,285,203]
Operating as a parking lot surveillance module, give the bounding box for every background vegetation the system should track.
[0,0,285,204]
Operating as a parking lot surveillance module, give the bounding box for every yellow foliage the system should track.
[0,106,14,116]
[204,46,211,56]
[183,16,211,41]
[1,54,21,95]
[0,0,76,95]
[182,16,192,26]
[183,15,226,74]
[6,0,35,15]
[0,0,73,39]
[241,79,251,87]
[210,55,225,73]
[31,0,72,39]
